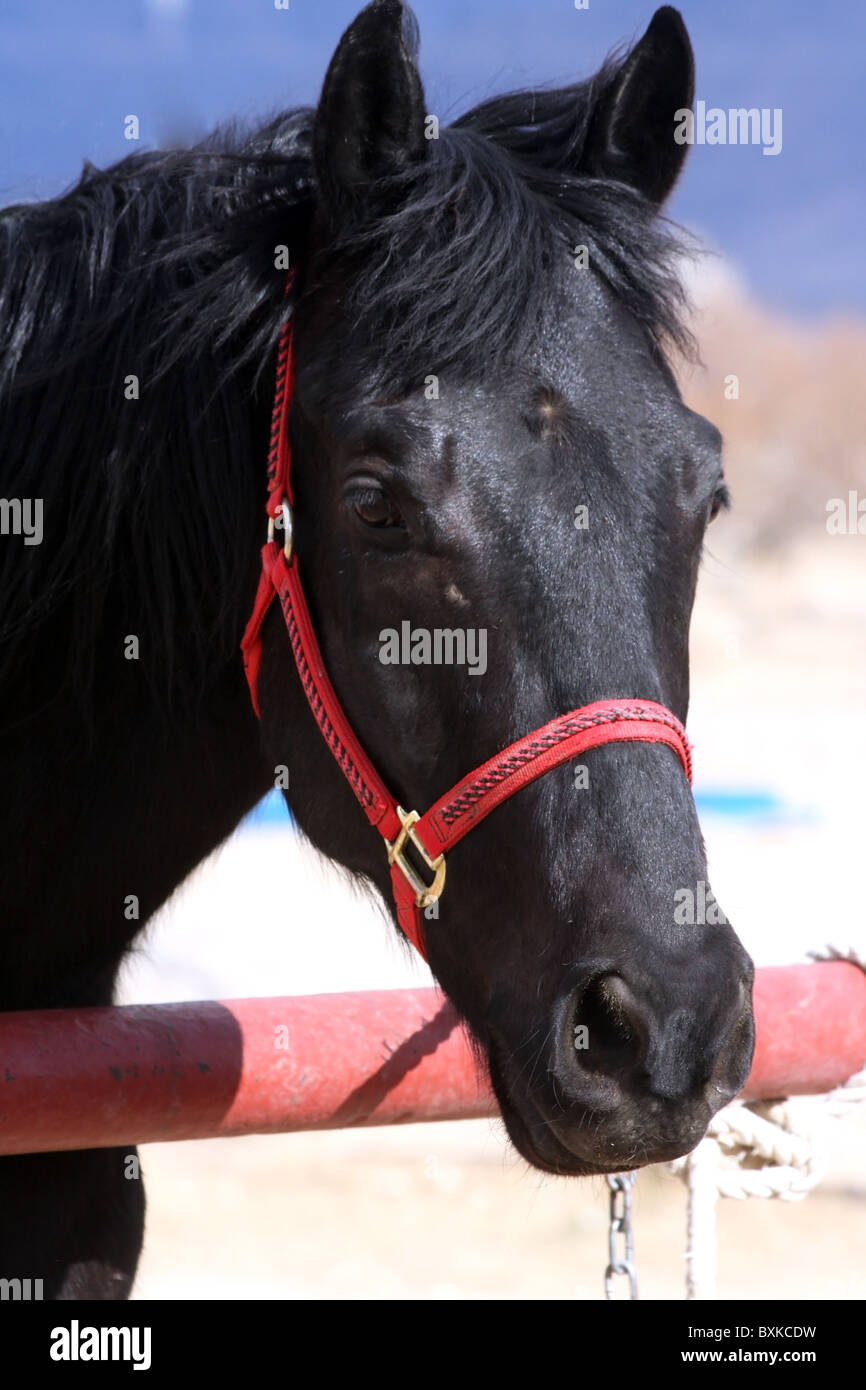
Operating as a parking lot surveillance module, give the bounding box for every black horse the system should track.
[0,1,754,1298]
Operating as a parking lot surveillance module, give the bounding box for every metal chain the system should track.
[604,1172,639,1300]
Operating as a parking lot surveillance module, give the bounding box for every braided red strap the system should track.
[415,701,691,856]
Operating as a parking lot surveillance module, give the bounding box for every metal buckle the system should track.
[385,806,446,909]
[267,497,294,562]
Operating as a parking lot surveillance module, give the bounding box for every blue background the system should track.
[1,0,862,317]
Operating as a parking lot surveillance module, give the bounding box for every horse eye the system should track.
[347,484,404,529]
[709,482,730,522]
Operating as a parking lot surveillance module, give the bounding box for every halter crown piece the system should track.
[242,278,693,962]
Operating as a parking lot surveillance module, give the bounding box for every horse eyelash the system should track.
[711,482,731,518]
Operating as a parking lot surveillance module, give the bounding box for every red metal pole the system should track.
[0,963,863,1156]
[745,962,866,1098]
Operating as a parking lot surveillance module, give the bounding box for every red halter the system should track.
[242,292,693,961]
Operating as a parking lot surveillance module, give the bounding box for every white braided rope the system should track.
[667,944,866,1299]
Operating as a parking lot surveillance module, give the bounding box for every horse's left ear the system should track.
[584,6,694,206]
[313,0,428,226]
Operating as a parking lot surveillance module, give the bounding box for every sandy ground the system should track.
[118,538,866,1300]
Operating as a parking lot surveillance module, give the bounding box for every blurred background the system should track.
[3,0,864,1299]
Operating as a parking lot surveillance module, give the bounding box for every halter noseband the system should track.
[241,287,692,961]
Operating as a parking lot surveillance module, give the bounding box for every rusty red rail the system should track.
[0,963,863,1156]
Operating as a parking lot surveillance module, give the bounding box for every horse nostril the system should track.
[573,974,647,1077]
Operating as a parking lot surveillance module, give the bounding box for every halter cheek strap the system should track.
[242,287,693,961]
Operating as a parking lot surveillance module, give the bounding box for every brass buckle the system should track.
[385,806,446,909]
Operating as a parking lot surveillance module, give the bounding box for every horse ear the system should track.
[584,6,694,206]
[313,0,427,224]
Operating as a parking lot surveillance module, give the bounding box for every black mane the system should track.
[0,112,313,719]
[325,66,693,396]
[0,68,692,716]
